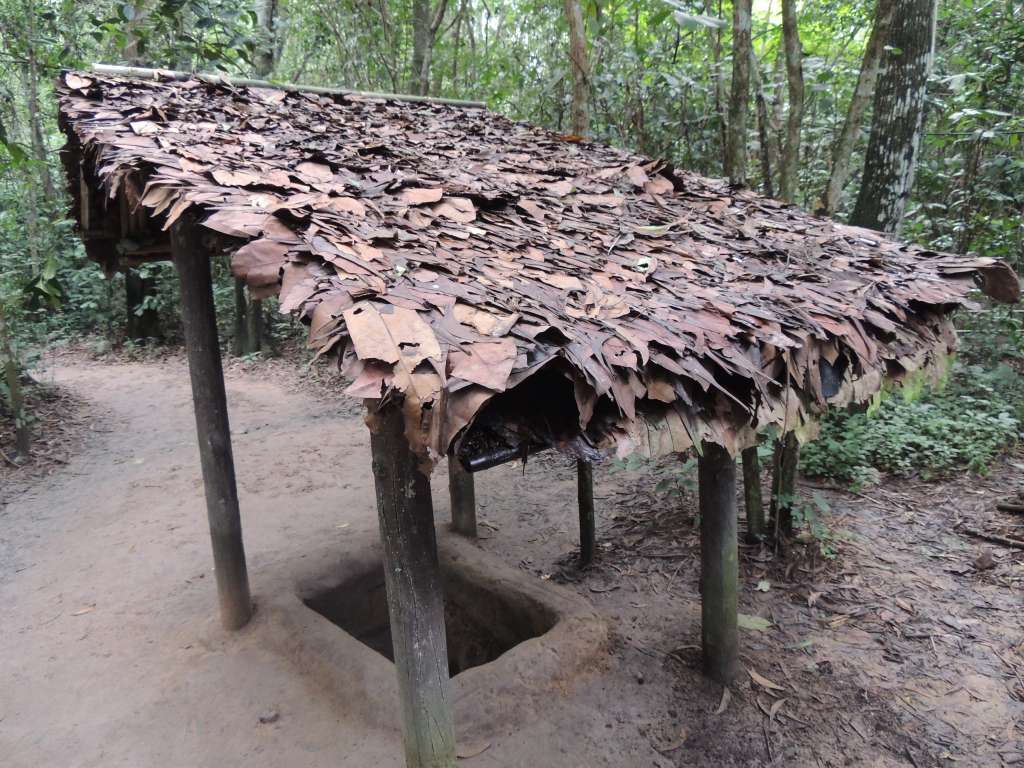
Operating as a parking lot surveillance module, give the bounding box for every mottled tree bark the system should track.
[24,9,54,199]
[850,0,937,233]
[563,0,590,136]
[254,0,278,78]
[778,0,804,204]
[750,49,776,197]
[818,0,896,216]
[724,0,752,186]
[411,0,449,96]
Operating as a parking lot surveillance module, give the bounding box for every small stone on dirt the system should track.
[258,710,280,725]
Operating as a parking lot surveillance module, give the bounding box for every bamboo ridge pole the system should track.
[88,64,487,109]
[368,399,456,768]
[170,213,253,631]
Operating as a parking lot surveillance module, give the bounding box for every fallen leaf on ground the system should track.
[749,668,786,692]
[714,686,731,715]
[738,613,773,631]
[456,740,491,759]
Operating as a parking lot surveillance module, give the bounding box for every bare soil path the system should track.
[1,356,1021,767]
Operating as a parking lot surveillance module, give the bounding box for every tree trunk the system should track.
[709,0,728,172]
[563,0,590,136]
[724,0,752,186]
[24,9,55,199]
[818,0,897,216]
[750,49,776,197]
[411,0,447,96]
[778,0,805,204]
[0,303,30,459]
[254,0,278,78]
[123,1,150,65]
[850,0,937,233]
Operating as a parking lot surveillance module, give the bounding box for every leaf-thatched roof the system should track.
[56,69,1020,467]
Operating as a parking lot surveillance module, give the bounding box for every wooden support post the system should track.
[170,214,253,631]
[698,443,740,684]
[771,432,800,537]
[577,459,596,566]
[448,453,477,537]
[741,445,764,542]
[368,399,457,768]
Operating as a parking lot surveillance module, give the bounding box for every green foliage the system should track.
[801,363,1022,484]
[611,451,697,496]
[784,491,838,559]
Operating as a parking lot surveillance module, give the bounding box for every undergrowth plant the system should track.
[801,362,1021,485]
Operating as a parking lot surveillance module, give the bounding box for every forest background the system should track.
[0,0,1022,488]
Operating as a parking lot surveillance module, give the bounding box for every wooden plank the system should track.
[448,454,477,537]
[698,442,740,684]
[170,213,252,631]
[368,399,457,768]
[577,459,596,566]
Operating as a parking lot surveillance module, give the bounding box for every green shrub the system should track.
[801,363,1021,483]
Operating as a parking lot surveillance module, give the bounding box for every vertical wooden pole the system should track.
[577,459,596,566]
[368,399,456,768]
[741,445,764,542]
[170,214,253,631]
[771,432,800,537]
[698,442,740,684]
[448,453,477,537]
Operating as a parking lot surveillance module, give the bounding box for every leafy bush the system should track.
[801,363,1022,484]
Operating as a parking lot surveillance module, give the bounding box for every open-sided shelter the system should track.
[58,65,1019,768]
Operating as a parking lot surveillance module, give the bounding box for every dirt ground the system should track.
[1,352,1022,767]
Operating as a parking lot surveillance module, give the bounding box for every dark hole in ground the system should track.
[303,562,557,676]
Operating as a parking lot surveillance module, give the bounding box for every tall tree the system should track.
[724,0,752,185]
[750,49,778,197]
[23,0,54,198]
[778,0,804,203]
[817,0,897,216]
[563,0,590,136]
[850,0,937,232]
[254,0,278,77]
[410,0,449,96]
